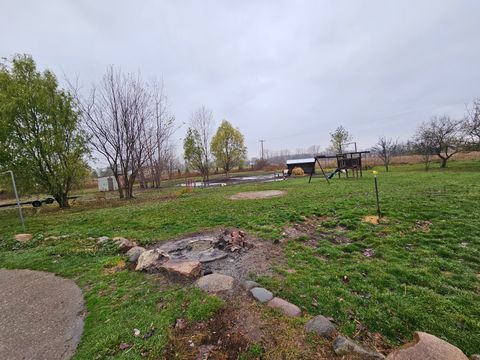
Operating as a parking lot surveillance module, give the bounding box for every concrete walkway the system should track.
[0,269,85,360]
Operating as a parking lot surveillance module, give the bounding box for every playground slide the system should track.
[327,168,340,179]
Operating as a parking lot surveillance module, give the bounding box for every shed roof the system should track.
[286,158,315,165]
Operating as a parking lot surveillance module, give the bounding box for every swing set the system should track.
[308,151,370,184]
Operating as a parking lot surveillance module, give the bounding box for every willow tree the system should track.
[211,120,247,177]
[0,54,89,208]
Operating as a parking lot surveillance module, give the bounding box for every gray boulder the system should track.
[195,273,235,293]
[242,280,260,291]
[126,246,146,263]
[97,236,110,244]
[135,249,169,271]
[332,335,385,359]
[305,315,336,338]
[250,287,273,303]
[113,237,137,252]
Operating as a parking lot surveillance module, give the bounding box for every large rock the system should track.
[160,259,201,278]
[386,332,468,360]
[242,280,260,291]
[15,233,32,242]
[135,249,169,271]
[126,246,146,263]
[332,335,385,359]
[97,236,110,244]
[305,315,336,338]
[267,297,301,317]
[250,287,273,303]
[195,273,235,293]
[113,237,137,252]
[470,355,480,360]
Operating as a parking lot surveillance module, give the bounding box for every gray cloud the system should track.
[1,0,479,157]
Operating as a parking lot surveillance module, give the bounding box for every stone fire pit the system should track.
[134,230,253,278]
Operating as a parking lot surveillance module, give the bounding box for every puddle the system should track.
[179,174,285,188]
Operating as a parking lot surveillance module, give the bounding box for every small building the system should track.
[286,158,316,175]
[97,176,118,192]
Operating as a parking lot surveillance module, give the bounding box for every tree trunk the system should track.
[55,193,70,209]
[115,175,124,199]
[124,174,136,199]
[440,157,448,168]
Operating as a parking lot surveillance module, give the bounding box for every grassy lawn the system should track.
[1,161,479,357]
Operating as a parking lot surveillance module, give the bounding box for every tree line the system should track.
[0,54,247,208]
[1,54,479,208]
[371,110,480,171]
[261,111,480,172]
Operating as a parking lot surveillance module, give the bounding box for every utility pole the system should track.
[259,140,266,160]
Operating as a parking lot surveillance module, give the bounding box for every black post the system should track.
[374,175,381,217]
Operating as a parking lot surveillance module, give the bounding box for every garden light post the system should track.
[2,170,25,231]
[373,170,381,218]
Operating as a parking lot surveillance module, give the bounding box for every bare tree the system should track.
[372,137,398,172]
[148,82,176,188]
[413,115,465,169]
[76,67,158,199]
[307,145,322,156]
[412,137,435,171]
[188,106,214,181]
[465,98,480,148]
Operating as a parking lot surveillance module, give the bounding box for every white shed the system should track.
[97,176,118,192]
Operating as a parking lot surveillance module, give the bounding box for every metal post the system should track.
[374,172,381,218]
[4,171,25,231]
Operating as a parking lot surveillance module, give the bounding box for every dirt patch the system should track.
[363,215,380,225]
[229,190,286,200]
[283,216,351,246]
[102,259,127,274]
[204,236,285,281]
[163,293,338,360]
[413,220,433,232]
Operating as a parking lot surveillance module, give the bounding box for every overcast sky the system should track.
[1,1,479,158]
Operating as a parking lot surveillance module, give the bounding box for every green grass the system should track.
[0,235,224,359]
[1,160,479,356]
